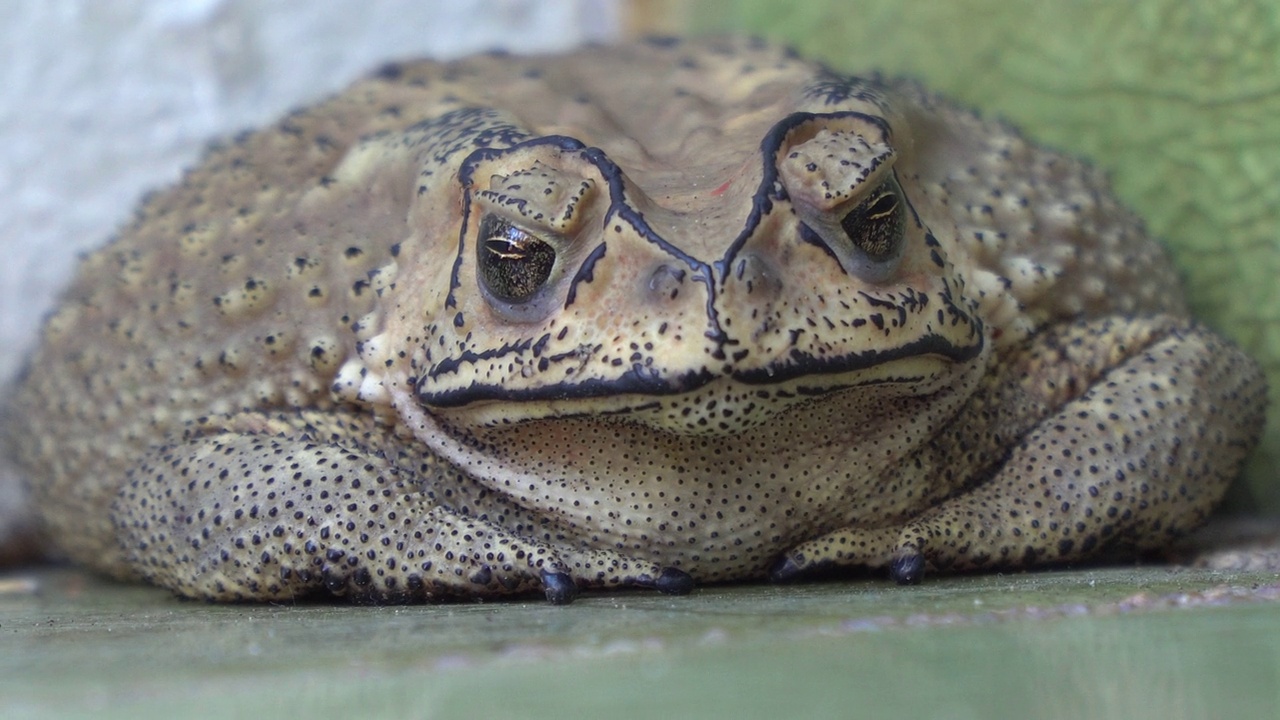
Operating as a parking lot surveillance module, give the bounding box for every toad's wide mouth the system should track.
[416,330,984,433]
[416,329,982,409]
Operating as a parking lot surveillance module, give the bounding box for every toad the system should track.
[3,37,1266,603]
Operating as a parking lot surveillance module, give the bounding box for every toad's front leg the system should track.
[112,411,692,603]
[772,316,1267,584]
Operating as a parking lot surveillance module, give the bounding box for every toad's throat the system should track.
[416,330,984,410]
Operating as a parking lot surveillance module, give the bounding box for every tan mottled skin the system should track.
[2,38,1267,603]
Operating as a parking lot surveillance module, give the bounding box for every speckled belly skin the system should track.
[3,37,1267,604]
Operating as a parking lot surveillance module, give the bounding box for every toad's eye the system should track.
[477,215,557,304]
[840,179,905,263]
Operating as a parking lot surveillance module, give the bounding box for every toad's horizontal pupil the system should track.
[866,193,897,219]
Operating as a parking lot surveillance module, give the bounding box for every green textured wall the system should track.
[692,0,1280,511]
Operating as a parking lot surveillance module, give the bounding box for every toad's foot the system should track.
[111,413,693,604]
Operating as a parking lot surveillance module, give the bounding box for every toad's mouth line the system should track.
[415,330,984,409]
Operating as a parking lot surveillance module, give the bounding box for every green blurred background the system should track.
[677,0,1280,511]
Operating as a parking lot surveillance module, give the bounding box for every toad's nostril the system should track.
[647,264,687,301]
[731,252,782,297]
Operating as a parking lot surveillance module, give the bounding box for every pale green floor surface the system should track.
[3,565,1279,719]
